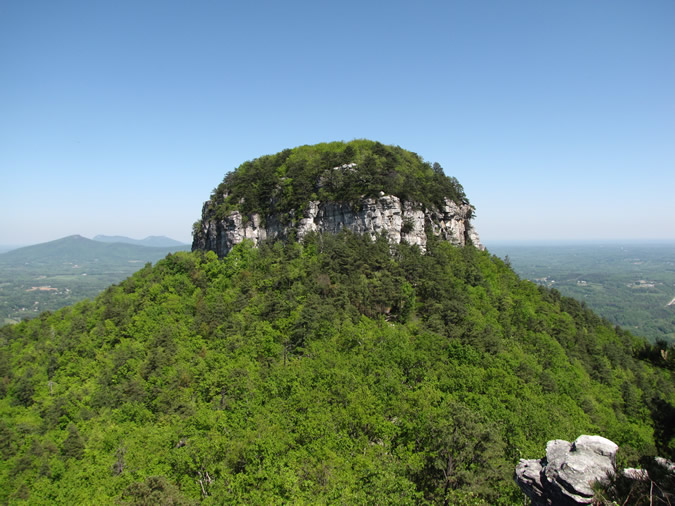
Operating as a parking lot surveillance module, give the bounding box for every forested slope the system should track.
[1,232,672,504]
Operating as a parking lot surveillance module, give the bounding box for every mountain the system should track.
[0,141,672,504]
[93,235,187,248]
[193,140,481,257]
[0,235,189,266]
[0,235,190,324]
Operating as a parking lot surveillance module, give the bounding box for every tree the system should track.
[120,476,195,505]
[61,423,85,460]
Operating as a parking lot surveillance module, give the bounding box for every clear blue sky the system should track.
[2,0,673,245]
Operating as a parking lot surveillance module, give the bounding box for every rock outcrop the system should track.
[514,435,618,505]
[193,194,483,257]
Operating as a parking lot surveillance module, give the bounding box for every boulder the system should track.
[514,435,618,505]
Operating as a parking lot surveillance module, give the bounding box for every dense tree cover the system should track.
[489,243,675,345]
[0,232,673,504]
[203,140,470,225]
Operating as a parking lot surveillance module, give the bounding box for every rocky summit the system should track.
[192,140,482,256]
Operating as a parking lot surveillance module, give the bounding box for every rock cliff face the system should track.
[514,435,618,505]
[192,194,483,257]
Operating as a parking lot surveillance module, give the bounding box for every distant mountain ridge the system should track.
[93,235,187,247]
[0,235,189,265]
[0,235,190,323]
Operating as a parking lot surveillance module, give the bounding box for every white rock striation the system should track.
[192,195,483,257]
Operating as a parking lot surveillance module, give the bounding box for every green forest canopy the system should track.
[203,140,470,225]
[1,231,672,504]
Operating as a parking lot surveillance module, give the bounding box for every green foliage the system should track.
[206,140,469,224]
[121,476,196,505]
[61,423,85,460]
[491,243,675,344]
[593,455,675,505]
[0,235,672,503]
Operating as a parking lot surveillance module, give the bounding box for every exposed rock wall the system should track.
[192,195,483,257]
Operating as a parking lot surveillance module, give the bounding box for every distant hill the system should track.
[0,235,189,266]
[0,235,189,323]
[93,234,187,248]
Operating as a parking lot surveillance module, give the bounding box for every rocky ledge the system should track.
[515,435,618,505]
[515,435,675,505]
[193,194,483,257]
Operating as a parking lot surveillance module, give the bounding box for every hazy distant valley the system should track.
[0,235,189,325]
[489,242,675,345]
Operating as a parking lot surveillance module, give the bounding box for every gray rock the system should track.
[193,194,483,257]
[514,435,618,505]
[623,467,649,480]
[655,456,675,474]
[514,457,548,505]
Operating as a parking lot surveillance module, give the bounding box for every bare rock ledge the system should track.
[193,194,483,257]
